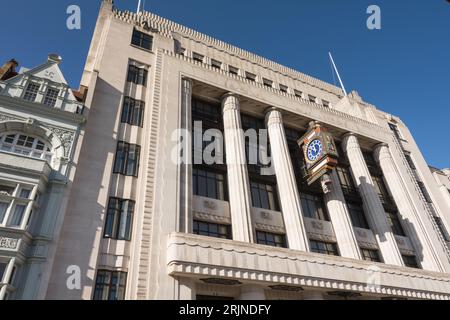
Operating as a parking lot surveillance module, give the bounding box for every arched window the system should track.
[0,133,53,162]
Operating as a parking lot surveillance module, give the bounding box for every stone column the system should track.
[222,93,255,243]
[342,133,403,266]
[323,170,362,259]
[374,143,444,272]
[239,285,266,300]
[265,108,309,251]
[179,77,193,233]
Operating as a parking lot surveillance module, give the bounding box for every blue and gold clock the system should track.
[306,139,323,162]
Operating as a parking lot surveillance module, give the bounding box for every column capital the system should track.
[373,143,391,164]
[341,132,359,153]
[221,93,240,113]
[265,107,283,127]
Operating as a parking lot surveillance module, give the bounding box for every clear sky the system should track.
[1,0,449,168]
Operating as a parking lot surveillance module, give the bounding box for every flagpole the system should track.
[137,0,142,13]
[328,52,347,96]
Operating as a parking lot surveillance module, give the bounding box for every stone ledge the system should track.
[167,232,450,300]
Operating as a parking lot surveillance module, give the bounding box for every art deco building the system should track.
[4,0,450,300]
[0,55,85,299]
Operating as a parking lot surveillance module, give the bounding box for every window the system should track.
[192,98,221,123]
[43,88,59,107]
[279,85,288,93]
[0,133,52,162]
[228,66,239,76]
[19,188,32,199]
[131,29,153,50]
[113,142,141,177]
[9,204,26,227]
[104,198,134,241]
[308,95,316,103]
[250,181,279,211]
[193,221,231,239]
[300,193,329,221]
[211,59,222,70]
[402,255,420,269]
[322,100,330,108]
[336,166,357,194]
[193,168,227,201]
[347,202,370,229]
[294,90,303,99]
[0,185,15,196]
[256,231,286,248]
[309,240,339,256]
[372,175,390,204]
[417,181,433,203]
[434,216,450,242]
[404,153,416,170]
[0,202,9,224]
[121,97,145,127]
[127,65,148,86]
[245,72,256,82]
[93,270,127,300]
[263,78,273,88]
[386,210,406,236]
[193,52,204,63]
[23,82,40,102]
[0,262,6,282]
[389,123,403,140]
[361,248,382,262]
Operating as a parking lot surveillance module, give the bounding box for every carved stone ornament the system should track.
[0,237,19,250]
[47,127,76,157]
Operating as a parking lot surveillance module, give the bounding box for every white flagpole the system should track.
[137,0,142,13]
[329,52,347,96]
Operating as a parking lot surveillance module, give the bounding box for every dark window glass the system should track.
[23,83,40,102]
[402,255,420,269]
[279,85,288,93]
[131,29,153,50]
[386,210,406,236]
[193,168,226,201]
[404,153,416,170]
[192,99,221,124]
[121,97,145,127]
[228,66,239,76]
[372,175,391,204]
[308,95,316,103]
[389,123,402,140]
[309,240,339,256]
[93,270,127,300]
[294,90,302,98]
[250,181,279,211]
[193,52,204,63]
[336,166,357,195]
[0,263,6,282]
[104,198,134,241]
[43,88,59,107]
[322,100,330,108]
[300,193,329,221]
[256,231,286,248]
[434,216,450,242]
[193,220,231,239]
[347,202,370,229]
[127,65,148,86]
[263,78,273,88]
[417,181,433,203]
[211,59,222,70]
[113,142,141,177]
[361,248,382,262]
[246,72,256,82]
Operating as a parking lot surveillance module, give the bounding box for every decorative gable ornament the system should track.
[298,121,339,187]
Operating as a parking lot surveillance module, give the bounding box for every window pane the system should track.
[0,263,7,282]
[0,202,9,224]
[10,204,26,227]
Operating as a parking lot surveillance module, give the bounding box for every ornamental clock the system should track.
[298,121,339,186]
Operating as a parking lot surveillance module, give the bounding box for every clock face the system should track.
[307,139,323,162]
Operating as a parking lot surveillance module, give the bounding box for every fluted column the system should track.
[324,170,362,259]
[265,108,309,251]
[374,143,444,272]
[342,133,403,266]
[222,93,255,243]
[179,77,193,233]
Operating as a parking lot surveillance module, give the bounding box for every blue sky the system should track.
[1,1,449,168]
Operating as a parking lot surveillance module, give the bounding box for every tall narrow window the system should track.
[250,181,279,211]
[193,168,226,201]
[0,202,9,224]
[113,142,141,177]
[347,202,370,229]
[127,65,148,86]
[104,198,134,241]
[9,204,26,227]
[93,270,127,300]
[23,82,40,102]
[402,255,420,269]
[300,193,329,221]
[121,97,145,127]
[386,210,406,236]
[0,263,7,282]
[43,88,59,107]
[389,123,403,140]
[131,29,153,50]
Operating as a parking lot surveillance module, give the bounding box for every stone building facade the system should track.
[3,0,450,300]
